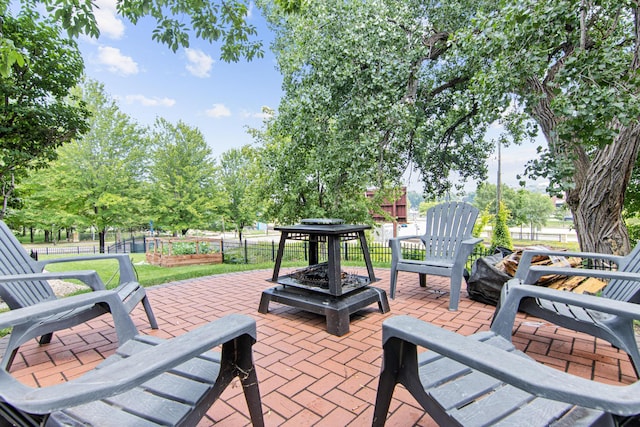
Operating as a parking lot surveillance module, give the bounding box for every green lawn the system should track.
[40,253,281,290]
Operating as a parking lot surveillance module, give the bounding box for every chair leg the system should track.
[389,266,398,299]
[419,274,427,287]
[38,332,53,345]
[372,338,404,427]
[235,334,265,427]
[1,348,18,371]
[141,296,158,329]
[448,271,461,311]
[608,320,640,378]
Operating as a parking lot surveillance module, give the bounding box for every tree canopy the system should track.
[0,9,89,218]
[218,145,261,241]
[1,0,263,71]
[260,0,640,254]
[43,80,151,251]
[149,118,220,235]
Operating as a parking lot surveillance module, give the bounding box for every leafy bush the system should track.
[163,241,220,255]
[491,201,513,252]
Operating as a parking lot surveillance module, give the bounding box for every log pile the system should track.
[495,248,608,294]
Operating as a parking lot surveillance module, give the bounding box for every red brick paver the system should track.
[5,268,636,426]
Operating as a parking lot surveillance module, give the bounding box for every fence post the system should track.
[344,242,349,261]
[244,239,248,264]
[220,239,225,262]
[272,240,275,262]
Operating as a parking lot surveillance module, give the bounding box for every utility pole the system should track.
[496,139,502,214]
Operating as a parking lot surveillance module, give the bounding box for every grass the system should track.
[41,253,282,290]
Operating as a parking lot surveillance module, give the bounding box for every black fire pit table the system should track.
[258,219,390,336]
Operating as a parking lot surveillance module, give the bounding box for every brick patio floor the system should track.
[4,268,637,426]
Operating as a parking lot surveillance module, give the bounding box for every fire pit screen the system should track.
[285,262,370,293]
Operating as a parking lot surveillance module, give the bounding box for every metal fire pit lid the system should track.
[300,218,345,225]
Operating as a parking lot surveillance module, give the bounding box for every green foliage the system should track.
[219,145,261,240]
[4,0,262,64]
[490,202,513,252]
[250,106,383,224]
[406,191,423,212]
[149,118,221,235]
[473,209,492,238]
[472,183,555,230]
[260,0,639,253]
[0,9,89,218]
[626,219,640,246]
[418,201,439,216]
[165,241,219,255]
[259,0,496,203]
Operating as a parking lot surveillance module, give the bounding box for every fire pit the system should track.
[258,220,390,336]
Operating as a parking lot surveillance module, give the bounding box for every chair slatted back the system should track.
[0,222,55,308]
[603,243,640,303]
[422,202,479,262]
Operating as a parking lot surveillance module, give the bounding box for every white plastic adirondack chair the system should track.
[389,202,482,310]
[0,221,157,369]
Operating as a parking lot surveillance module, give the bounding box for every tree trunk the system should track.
[527,64,640,256]
[567,126,640,255]
[99,229,106,253]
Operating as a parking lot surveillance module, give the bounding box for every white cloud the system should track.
[97,46,138,75]
[185,48,214,78]
[206,104,232,118]
[241,107,274,120]
[93,0,125,39]
[123,95,176,107]
[246,2,254,19]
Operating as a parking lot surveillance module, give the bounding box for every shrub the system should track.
[491,201,513,252]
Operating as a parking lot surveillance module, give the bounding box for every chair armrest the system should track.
[0,290,137,342]
[0,314,256,414]
[462,237,483,246]
[516,249,624,280]
[388,235,422,248]
[382,315,640,416]
[36,253,136,284]
[501,280,640,319]
[491,279,640,340]
[0,271,106,291]
[389,235,424,262]
[522,265,640,284]
[459,237,483,256]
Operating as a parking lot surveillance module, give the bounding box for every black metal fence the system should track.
[31,238,494,270]
[220,239,493,270]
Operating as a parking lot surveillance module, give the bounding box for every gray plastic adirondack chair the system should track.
[389,201,482,310]
[0,292,264,426]
[372,315,640,426]
[490,243,640,377]
[0,221,157,369]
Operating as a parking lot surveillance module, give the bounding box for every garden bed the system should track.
[146,237,222,267]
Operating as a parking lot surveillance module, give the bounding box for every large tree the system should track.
[149,118,221,235]
[0,9,89,219]
[219,145,261,241]
[465,0,640,255]
[49,80,151,252]
[262,0,640,255]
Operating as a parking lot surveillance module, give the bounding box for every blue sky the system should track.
[76,0,282,160]
[75,0,541,192]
